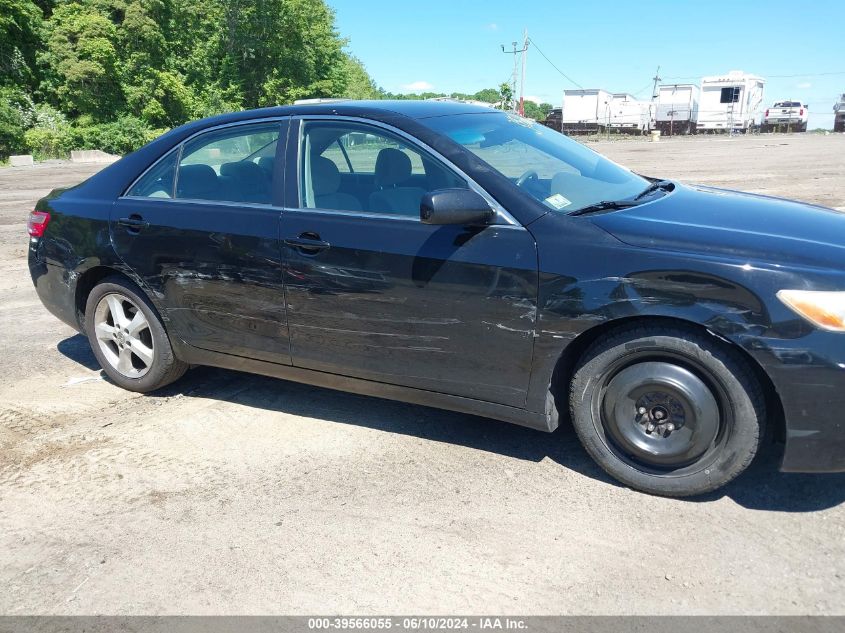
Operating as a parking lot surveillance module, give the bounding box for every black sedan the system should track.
[28,100,845,496]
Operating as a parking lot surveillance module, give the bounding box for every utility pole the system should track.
[519,29,529,116]
[650,65,661,134]
[501,35,528,113]
[651,65,661,100]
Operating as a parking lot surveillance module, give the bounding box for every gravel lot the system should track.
[1,133,845,615]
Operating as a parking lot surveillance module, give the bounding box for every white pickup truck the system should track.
[762,100,808,132]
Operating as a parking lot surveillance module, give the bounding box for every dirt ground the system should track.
[1,134,845,616]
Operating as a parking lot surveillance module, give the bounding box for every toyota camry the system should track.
[28,100,845,496]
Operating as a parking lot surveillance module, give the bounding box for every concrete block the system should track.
[70,150,120,164]
[9,155,34,167]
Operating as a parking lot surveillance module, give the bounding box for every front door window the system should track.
[299,121,467,217]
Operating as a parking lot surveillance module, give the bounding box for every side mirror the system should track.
[420,188,495,226]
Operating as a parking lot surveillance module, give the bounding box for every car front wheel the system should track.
[569,325,765,497]
[85,276,187,392]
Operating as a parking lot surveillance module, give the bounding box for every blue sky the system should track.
[330,0,845,128]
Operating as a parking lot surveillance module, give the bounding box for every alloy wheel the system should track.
[93,292,155,378]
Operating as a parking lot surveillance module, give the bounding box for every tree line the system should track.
[1,0,552,160]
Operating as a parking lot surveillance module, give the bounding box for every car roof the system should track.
[194,99,498,128]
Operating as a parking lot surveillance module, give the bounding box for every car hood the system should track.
[591,184,845,270]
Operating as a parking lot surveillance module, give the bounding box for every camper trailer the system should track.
[607,94,652,134]
[562,89,612,133]
[655,84,700,135]
[835,94,845,133]
[697,71,765,133]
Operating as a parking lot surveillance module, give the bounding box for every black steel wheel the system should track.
[569,324,765,497]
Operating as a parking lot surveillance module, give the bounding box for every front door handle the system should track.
[117,215,149,232]
[284,232,331,253]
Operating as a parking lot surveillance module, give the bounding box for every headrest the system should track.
[220,160,266,185]
[374,148,412,188]
[312,156,341,196]
[177,164,217,198]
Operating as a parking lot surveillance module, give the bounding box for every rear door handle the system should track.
[284,233,330,252]
[117,215,149,231]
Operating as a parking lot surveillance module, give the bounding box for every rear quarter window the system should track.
[127,150,178,198]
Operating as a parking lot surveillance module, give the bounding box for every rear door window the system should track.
[176,123,281,205]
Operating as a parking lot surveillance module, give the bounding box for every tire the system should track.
[85,275,188,392]
[569,324,765,497]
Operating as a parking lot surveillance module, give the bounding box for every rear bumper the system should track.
[29,243,81,332]
[745,332,845,473]
[764,119,805,126]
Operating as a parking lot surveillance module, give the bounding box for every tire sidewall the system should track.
[84,277,181,393]
[570,329,763,496]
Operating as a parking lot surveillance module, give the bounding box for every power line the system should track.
[662,70,845,80]
[526,37,583,89]
[764,70,845,78]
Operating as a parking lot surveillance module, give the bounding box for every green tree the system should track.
[0,86,34,157]
[498,82,513,110]
[209,0,348,108]
[3,0,383,158]
[523,100,553,121]
[0,0,43,90]
[471,88,500,104]
[38,1,124,118]
[340,55,378,100]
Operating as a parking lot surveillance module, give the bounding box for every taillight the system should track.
[800,108,804,115]
[27,210,50,237]
[765,109,769,117]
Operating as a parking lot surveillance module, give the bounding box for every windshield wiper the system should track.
[568,200,640,217]
[634,179,675,200]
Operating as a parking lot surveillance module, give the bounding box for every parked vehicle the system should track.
[541,107,562,132]
[607,94,652,134]
[29,101,845,497]
[762,100,808,132]
[654,84,699,135]
[697,71,765,133]
[562,88,613,134]
[835,94,845,132]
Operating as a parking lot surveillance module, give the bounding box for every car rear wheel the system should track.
[569,325,765,497]
[85,276,187,392]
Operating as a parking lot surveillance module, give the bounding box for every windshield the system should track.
[424,111,648,213]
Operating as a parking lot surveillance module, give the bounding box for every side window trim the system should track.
[292,115,519,226]
[121,117,290,206]
[170,142,185,199]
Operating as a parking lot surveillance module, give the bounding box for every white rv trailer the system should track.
[562,89,613,133]
[697,71,765,133]
[655,84,700,135]
[607,93,652,134]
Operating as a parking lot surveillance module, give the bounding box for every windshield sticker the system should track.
[545,193,572,210]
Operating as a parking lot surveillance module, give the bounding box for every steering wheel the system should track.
[516,169,539,188]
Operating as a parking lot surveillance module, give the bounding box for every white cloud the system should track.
[486,23,499,31]
[403,81,434,92]
[797,82,812,89]
[523,95,545,104]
